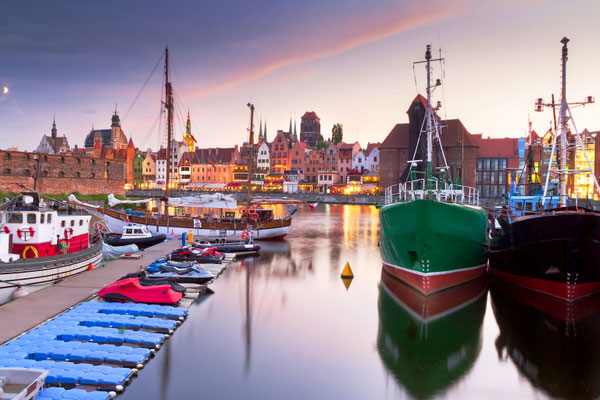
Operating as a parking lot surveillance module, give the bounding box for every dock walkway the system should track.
[0,238,181,344]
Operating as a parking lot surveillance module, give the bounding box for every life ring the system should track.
[64,228,74,239]
[2,226,9,234]
[17,226,35,241]
[22,245,38,259]
[58,239,69,255]
[251,213,258,221]
[248,205,257,215]
[239,207,247,215]
[241,231,249,240]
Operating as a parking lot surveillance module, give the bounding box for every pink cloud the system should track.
[191,0,469,99]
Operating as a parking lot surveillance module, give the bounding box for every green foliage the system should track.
[315,141,328,150]
[331,123,343,144]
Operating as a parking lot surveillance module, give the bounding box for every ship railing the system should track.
[384,180,480,206]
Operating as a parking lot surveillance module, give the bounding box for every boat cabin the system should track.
[508,195,560,216]
[122,224,153,238]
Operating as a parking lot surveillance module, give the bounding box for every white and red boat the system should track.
[0,192,102,304]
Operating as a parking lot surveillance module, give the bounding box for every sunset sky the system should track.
[0,0,599,151]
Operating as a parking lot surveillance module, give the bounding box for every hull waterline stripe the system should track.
[382,261,487,277]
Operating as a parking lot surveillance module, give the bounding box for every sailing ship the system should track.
[377,271,487,399]
[379,45,488,295]
[71,48,292,240]
[489,37,600,302]
[0,192,102,304]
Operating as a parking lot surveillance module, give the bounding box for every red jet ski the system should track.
[168,246,224,263]
[99,277,183,305]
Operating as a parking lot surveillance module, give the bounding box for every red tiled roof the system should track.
[365,142,381,155]
[472,135,519,158]
[407,94,428,113]
[301,111,320,120]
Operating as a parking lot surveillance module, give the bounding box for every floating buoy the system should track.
[87,264,95,271]
[12,285,29,300]
[341,262,354,278]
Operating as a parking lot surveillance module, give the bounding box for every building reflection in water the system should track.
[491,277,600,399]
[377,271,487,399]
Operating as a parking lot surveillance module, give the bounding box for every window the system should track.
[26,213,36,223]
[79,219,83,226]
[91,172,96,179]
[125,229,133,234]
[374,157,377,162]
[4,153,10,160]
[58,171,65,178]
[61,220,66,228]
[499,173,506,185]
[476,172,482,183]
[482,172,489,183]
[40,214,45,224]
[8,213,22,223]
[70,220,75,226]
[4,168,10,175]
[484,159,491,170]
[492,159,499,171]
[76,172,81,178]
[47,214,52,223]
[491,172,498,184]
[61,156,65,163]
[525,202,533,211]
[134,229,142,234]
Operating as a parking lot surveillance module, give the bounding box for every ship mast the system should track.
[247,103,255,206]
[539,37,598,206]
[165,47,173,198]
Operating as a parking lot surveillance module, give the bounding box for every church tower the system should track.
[183,110,196,152]
[110,104,123,150]
[51,115,57,139]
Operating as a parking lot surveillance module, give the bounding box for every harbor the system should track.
[2,1,600,399]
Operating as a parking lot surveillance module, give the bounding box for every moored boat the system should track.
[0,192,102,304]
[379,45,487,295]
[103,224,166,249]
[489,38,600,302]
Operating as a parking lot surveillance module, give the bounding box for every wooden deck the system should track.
[0,238,181,344]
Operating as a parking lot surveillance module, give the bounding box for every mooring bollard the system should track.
[181,232,186,246]
[187,229,193,245]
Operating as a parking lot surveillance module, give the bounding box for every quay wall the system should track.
[0,150,126,195]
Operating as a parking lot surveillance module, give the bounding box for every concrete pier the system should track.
[0,238,181,344]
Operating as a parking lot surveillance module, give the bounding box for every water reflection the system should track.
[491,278,600,399]
[377,272,487,399]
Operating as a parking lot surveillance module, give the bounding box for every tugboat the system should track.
[379,45,487,295]
[0,192,102,304]
[489,38,600,302]
[103,224,166,249]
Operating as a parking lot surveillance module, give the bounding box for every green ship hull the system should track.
[379,199,488,294]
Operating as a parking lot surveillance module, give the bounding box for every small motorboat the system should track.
[193,241,261,255]
[145,262,214,284]
[168,246,224,264]
[104,224,166,250]
[99,277,182,305]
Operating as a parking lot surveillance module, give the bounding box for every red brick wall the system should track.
[0,151,126,195]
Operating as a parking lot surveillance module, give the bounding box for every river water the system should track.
[120,204,600,400]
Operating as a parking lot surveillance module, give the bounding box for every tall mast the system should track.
[425,45,434,186]
[247,103,255,206]
[165,47,173,198]
[558,37,568,207]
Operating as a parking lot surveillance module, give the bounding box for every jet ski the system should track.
[118,271,187,293]
[99,277,183,305]
[193,241,261,255]
[145,262,214,284]
[104,224,166,249]
[168,246,224,263]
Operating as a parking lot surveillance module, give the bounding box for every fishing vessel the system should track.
[379,45,487,295]
[377,270,487,399]
[70,48,293,240]
[489,37,600,302]
[0,192,102,304]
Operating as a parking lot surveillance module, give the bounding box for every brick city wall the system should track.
[0,151,127,195]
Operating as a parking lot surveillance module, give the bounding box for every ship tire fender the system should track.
[22,245,38,259]
[241,231,249,240]
[248,205,257,215]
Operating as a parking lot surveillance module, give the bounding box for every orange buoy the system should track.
[87,264,95,271]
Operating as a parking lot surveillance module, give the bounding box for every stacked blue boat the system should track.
[0,301,187,398]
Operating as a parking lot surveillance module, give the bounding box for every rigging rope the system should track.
[121,51,165,124]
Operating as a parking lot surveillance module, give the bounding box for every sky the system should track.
[0,0,599,151]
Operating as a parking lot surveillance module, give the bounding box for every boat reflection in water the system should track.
[491,277,600,399]
[377,271,487,399]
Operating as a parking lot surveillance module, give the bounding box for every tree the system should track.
[331,123,343,144]
[315,141,328,150]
